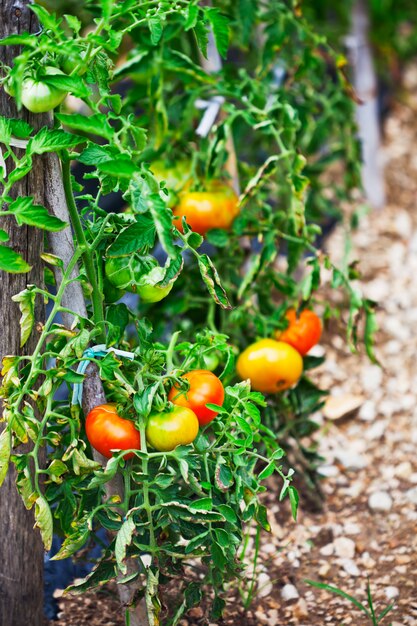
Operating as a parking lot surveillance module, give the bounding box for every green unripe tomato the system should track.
[137,282,173,304]
[105,256,142,293]
[21,66,67,113]
[61,51,87,76]
[202,352,220,371]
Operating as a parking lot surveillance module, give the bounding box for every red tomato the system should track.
[146,406,199,451]
[173,183,239,236]
[85,404,141,459]
[168,369,225,426]
[276,309,322,356]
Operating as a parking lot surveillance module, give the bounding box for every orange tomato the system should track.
[85,404,141,459]
[173,183,239,235]
[236,339,303,393]
[168,369,224,426]
[275,309,322,356]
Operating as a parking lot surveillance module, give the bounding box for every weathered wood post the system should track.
[0,2,45,625]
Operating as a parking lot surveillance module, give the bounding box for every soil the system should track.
[48,68,417,626]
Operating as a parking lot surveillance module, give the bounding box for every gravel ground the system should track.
[49,70,417,626]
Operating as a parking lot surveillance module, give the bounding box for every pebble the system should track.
[368,491,393,512]
[281,584,299,602]
[319,562,331,578]
[257,572,273,598]
[334,537,356,559]
[405,486,417,504]
[320,543,334,556]
[359,400,377,421]
[334,450,368,470]
[395,461,413,480]
[323,394,364,421]
[340,558,360,577]
[292,598,309,619]
[385,586,400,600]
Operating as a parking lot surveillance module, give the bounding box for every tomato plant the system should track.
[168,369,225,426]
[0,0,379,624]
[85,404,141,459]
[146,405,199,451]
[237,339,303,394]
[276,308,322,356]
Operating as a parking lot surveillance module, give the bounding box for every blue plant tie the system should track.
[71,344,135,407]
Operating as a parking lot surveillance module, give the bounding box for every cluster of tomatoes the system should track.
[85,369,224,458]
[237,308,322,394]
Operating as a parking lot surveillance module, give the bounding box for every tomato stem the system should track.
[61,154,106,343]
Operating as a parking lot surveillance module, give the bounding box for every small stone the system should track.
[368,491,393,512]
[334,537,356,559]
[340,559,360,577]
[257,572,273,598]
[323,394,364,421]
[318,464,340,478]
[359,400,377,421]
[334,450,368,470]
[281,584,299,602]
[292,598,309,619]
[395,462,413,481]
[385,586,400,600]
[319,562,331,578]
[320,543,334,556]
[405,486,417,505]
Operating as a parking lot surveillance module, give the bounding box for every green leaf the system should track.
[115,517,135,575]
[78,144,115,165]
[130,173,177,259]
[305,580,371,619]
[184,5,199,30]
[194,20,209,58]
[11,287,36,347]
[0,116,12,144]
[28,128,85,155]
[0,229,9,243]
[0,245,31,273]
[211,541,226,568]
[67,559,117,593]
[197,254,231,309]
[0,430,11,487]
[43,73,89,99]
[8,197,67,231]
[185,531,210,554]
[288,486,299,521]
[98,159,139,178]
[56,113,114,140]
[34,496,53,551]
[148,16,163,44]
[52,526,90,560]
[206,8,230,59]
[107,216,156,256]
[217,504,237,523]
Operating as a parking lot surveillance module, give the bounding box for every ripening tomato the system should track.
[146,406,199,452]
[85,404,141,459]
[103,279,124,303]
[236,339,303,394]
[137,282,173,303]
[173,183,239,235]
[168,369,224,426]
[21,67,68,113]
[151,160,191,207]
[275,309,322,356]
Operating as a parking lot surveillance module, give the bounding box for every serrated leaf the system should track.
[148,16,163,44]
[52,527,90,560]
[8,197,67,231]
[12,287,36,347]
[115,517,135,574]
[34,496,53,551]
[0,430,11,487]
[107,216,156,256]
[206,8,230,59]
[43,73,89,99]
[194,20,209,58]
[28,128,85,155]
[0,245,31,273]
[56,113,114,140]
